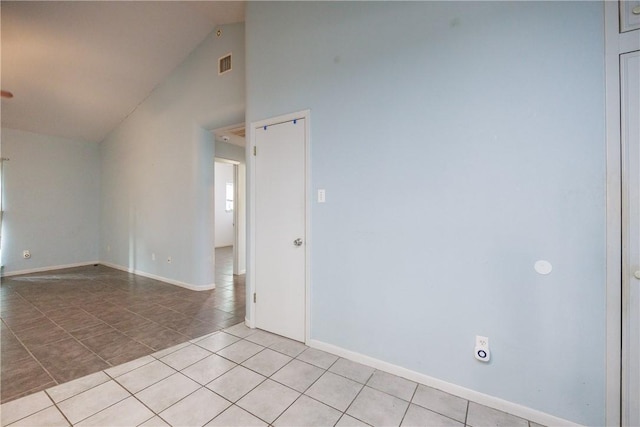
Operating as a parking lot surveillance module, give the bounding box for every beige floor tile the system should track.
[151,342,191,359]
[0,391,53,426]
[335,414,370,426]
[159,344,211,370]
[135,373,200,413]
[347,386,409,427]
[46,371,110,403]
[245,330,288,347]
[194,332,240,352]
[182,353,236,385]
[7,406,69,427]
[223,323,257,338]
[242,348,292,377]
[190,331,217,343]
[269,338,308,358]
[76,396,154,426]
[366,370,417,401]
[57,380,129,424]
[217,340,264,363]
[305,372,362,412]
[296,348,338,369]
[207,365,266,402]
[236,379,300,424]
[159,387,231,426]
[401,403,463,427]
[329,358,375,384]
[115,360,176,394]
[104,355,155,378]
[412,384,468,423]
[271,359,324,393]
[466,402,528,427]
[274,395,342,427]
[206,405,267,427]
[138,415,170,426]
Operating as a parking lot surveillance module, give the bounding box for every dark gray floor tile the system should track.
[0,254,244,403]
[29,337,110,383]
[1,353,56,403]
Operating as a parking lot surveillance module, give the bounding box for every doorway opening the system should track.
[214,159,238,284]
[212,124,246,294]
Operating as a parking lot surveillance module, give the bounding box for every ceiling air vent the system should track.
[219,53,232,75]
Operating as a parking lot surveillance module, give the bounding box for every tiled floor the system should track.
[0,324,543,427]
[0,248,245,403]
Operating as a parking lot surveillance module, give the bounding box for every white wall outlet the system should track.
[474,335,490,362]
[318,189,326,203]
[476,336,489,348]
[22,250,31,259]
[152,253,156,261]
[167,256,172,264]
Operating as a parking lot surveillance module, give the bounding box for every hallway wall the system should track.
[99,23,245,288]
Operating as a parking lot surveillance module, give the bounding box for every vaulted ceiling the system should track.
[1,1,245,143]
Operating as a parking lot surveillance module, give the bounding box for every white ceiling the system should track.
[1,1,245,143]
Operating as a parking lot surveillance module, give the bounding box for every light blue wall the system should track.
[100,23,245,287]
[246,2,606,424]
[1,128,100,273]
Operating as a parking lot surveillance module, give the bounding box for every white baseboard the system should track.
[99,262,216,291]
[1,261,101,277]
[307,339,582,427]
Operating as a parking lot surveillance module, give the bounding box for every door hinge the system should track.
[253,146,256,156]
[253,293,256,303]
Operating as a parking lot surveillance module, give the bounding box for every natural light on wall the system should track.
[225,182,234,212]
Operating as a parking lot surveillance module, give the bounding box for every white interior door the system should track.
[622,50,640,427]
[254,118,306,342]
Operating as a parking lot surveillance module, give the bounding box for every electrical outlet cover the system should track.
[475,336,489,349]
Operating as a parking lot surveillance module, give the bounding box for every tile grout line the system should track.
[398,381,419,427]
[465,399,470,426]
[2,322,61,396]
[3,279,179,392]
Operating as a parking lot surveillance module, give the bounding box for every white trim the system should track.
[1,261,216,291]
[304,112,312,344]
[1,261,100,277]
[247,109,311,339]
[214,157,240,166]
[246,118,256,329]
[100,262,216,291]
[604,2,624,426]
[308,338,583,427]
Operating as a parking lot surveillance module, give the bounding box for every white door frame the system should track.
[604,3,622,425]
[604,1,640,425]
[246,110,311,343]
[214,157,244,275]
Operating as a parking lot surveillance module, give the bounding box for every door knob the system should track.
[293,238,303,247]
[634,271,640,280]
